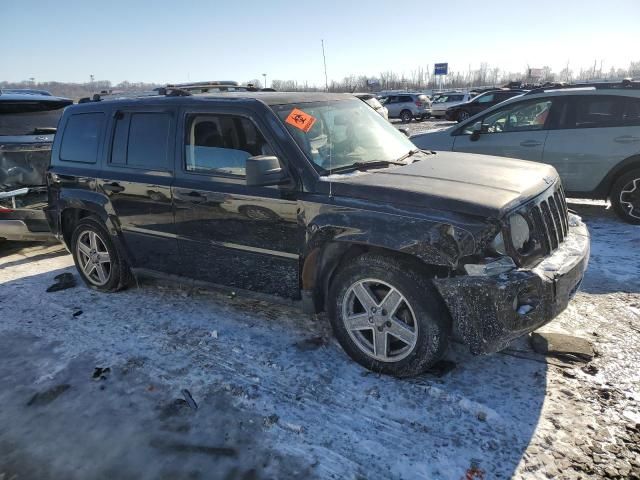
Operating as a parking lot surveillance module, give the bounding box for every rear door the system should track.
[98,106,180,273]
[172,107,302,298]
[453,97,555,162]
[542,94,640,193]
[385,96,401,117]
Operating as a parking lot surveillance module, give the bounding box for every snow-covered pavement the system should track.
[0,202,638,480]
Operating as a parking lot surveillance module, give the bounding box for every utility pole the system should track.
[321,39,328,92]
[262,73,267,89]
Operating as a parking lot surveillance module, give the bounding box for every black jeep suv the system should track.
[46,90,590,376]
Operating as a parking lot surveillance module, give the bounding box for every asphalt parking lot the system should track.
[0,201,638,480]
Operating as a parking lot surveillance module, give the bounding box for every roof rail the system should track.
[525,78,640,95]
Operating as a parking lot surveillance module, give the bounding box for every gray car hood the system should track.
[327,151,558,218]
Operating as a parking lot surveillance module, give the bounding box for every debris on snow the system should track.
[529,332,594,362]
[46,272,76,292]
[92,367,110,381]
[26,384,71,407]
[181,389,198,410]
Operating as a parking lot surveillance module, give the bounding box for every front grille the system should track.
[507,182,570,267]
[528,184,569,255]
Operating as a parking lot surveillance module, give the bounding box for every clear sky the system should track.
[3,0,639,86]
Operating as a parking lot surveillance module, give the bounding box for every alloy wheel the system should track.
[620,178,640,220]
[341,278,418,362]
[76,230,112,286]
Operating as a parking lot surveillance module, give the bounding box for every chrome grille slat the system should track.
[549,195,565,241]
[531,206,551,252]
[540,200,559,249]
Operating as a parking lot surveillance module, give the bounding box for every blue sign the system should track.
[434,63,448,75]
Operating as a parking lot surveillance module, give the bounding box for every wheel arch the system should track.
[592,154,640,199]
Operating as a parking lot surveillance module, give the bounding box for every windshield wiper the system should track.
[327,160,407,175]
[395,148,420,163]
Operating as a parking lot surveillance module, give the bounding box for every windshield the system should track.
[0,101,70,136]
[433,94,464,104]
[273,100,416,174]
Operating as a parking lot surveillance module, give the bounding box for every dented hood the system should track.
[327,151,558,218]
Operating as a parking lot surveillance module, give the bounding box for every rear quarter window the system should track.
[59,112,104,163]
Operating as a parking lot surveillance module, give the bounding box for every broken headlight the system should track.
[508,214,531,253]
[490,231,507,255]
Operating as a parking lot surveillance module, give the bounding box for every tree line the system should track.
[3,60,639,98]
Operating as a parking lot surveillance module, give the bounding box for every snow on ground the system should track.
[0,203,638,480]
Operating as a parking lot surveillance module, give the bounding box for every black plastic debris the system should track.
[92,367,111,380]
[72,310,83,317]
[46,272,76,293]
[181,389,198,410]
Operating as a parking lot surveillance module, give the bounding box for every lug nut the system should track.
[377,326,384,332]
[385,321,391,327]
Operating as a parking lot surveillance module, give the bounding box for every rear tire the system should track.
[328,253,449,377]
[400,110,413,123]
[610,169,640,224]
[71,217,131,292]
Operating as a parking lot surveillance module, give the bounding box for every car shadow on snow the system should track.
[0,264,549,480]
[568,201,640,294]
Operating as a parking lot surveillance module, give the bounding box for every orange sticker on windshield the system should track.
[285,108,317,133]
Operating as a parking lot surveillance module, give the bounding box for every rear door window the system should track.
[623,98,640,125]
[60,112,104,163]
[110,111,172,170]
[573,96,624,128]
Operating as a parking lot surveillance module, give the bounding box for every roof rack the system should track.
[78,87,192,103]
[525,78,639,95]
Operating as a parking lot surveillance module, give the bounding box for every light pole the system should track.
[262,73,267,89]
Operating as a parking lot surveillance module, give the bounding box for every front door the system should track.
[97,108,180,273]
[172,109,303,298]
[453,97,556,162]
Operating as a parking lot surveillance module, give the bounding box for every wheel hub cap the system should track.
[342,278,418,363]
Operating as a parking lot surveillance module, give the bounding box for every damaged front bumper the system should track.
[433,214,590,355]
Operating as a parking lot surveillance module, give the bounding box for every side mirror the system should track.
[398,128,410,137]
[470,122,482,141]
[246,155,289,187]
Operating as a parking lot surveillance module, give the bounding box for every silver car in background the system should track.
[379,93,431,122]
[430,92,473,118]
[411,81,640,223]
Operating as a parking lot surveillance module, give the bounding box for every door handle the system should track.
[520,140,543,147]
[614,135,640,144]
[102,182,124,193]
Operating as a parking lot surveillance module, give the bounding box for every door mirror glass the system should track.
[246,155,289,187]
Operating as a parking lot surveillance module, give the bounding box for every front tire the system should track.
[400,110,413,123]
[71,217,131,292]
[328,253,449,377]
[457,110,470,122]
[611,169,640,224]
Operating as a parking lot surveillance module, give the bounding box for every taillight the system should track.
[415,101,423,107]
[0,206,13,213]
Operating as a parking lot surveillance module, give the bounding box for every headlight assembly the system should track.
[509,214,531,252]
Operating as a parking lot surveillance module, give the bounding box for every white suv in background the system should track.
[379,93,431,122]
[412,81,640,223]
[430,92,473,118]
